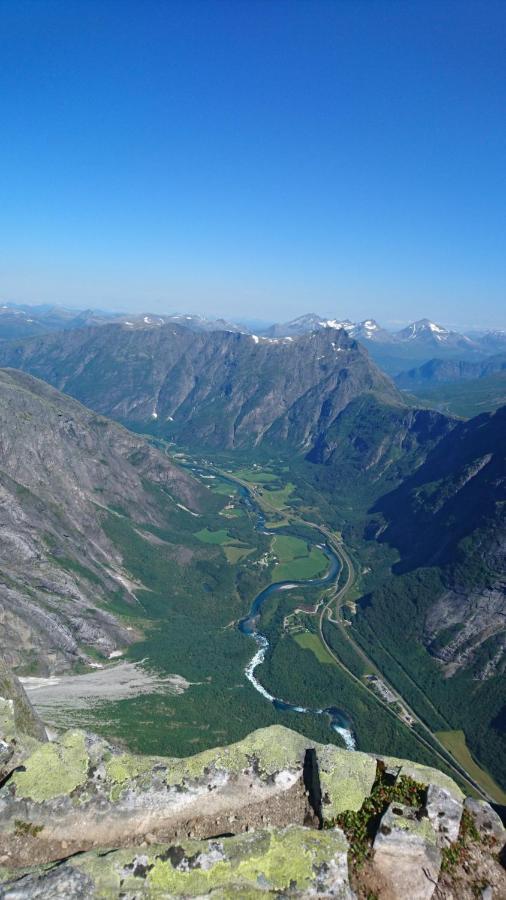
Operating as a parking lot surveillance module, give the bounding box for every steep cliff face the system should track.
[307,393,454,476]
[0,324,400,449]
[0,369,209,675]
[372,406,506,677]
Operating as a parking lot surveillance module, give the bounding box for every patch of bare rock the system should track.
[0,671,504,898]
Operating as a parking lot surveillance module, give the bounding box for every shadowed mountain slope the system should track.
[354,406,506,785]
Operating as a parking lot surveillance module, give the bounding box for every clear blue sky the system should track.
[1,0,505,328]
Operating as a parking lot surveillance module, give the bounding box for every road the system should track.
[189,458,496,802]
[315,534,494,802]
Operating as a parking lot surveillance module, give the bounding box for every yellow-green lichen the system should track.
[105,752,159,801]
[149,828,343,894]
[71,827,348,897]
[166,725,308,785]
[12,730,89,802]
[210,890,270,900]
[318,746,377,818]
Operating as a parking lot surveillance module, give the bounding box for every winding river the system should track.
[223,477,356,749]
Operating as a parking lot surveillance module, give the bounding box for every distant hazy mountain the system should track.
[0,303,246,341]
[116,312,246,333]
[348,318,395,343]
[0,368,207,674]
[0,303,125,339]
[393,318,480,351]
[364,320,485,376]
[259,314,492,375]
[0,323,399,451]
[261,314,394,343]
[2,303,502,376]
[395,353,506,387]
[469,329,506,354]
[261,313,352,338]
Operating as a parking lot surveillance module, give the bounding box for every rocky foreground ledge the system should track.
[0,684,505,898]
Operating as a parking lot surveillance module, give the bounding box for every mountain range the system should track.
[1,302,505,377]
[0,324,399,450]
[0,309,503,792]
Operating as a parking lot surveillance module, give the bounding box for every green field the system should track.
[208,480,239,496]
[195,527,231,544]
[273,534,307,558]
[272,534,328,580]
[260,483,295,510]
[224,545,253,564]
[293,632,336,666]
[435,730,506,804]
[221,507,244,518]
[234,467,278,483]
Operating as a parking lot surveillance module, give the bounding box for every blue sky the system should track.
[1,0,505,327]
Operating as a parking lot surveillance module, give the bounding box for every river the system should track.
[220,475,356,750]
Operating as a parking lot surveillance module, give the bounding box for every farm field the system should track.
[293,632,336,666]
[272,534,328,580]
[435,730,506,804]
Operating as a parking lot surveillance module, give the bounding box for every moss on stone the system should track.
[12,730,89,802]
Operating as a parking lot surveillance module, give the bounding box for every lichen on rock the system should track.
[317,744,377,819]
[0,721,504,899]
[11,730,89,802]
[0,826,354,898]
[165,724,309,786]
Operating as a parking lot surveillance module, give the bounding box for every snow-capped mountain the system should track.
[263,313,352,338]
[114,313,246,333]
[347,319,396,343]
[394,318,479,349]
[259,314,492,374]
[263,315,395,343]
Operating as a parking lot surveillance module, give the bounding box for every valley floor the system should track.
[30,444,504,805]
